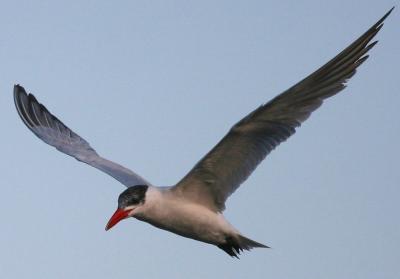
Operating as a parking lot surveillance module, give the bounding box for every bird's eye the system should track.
[127,195,140,205]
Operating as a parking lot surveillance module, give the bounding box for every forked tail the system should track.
[217,234,269,258]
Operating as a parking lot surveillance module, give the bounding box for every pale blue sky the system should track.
[0,1,399,278]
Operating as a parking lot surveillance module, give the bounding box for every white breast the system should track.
[133,186,237,245]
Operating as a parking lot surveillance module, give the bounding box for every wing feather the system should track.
[14,85,150,188]
[173,8,393,211]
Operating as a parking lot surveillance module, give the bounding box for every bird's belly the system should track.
[136,202,233,245]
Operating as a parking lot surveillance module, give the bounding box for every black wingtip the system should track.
[14,84,33,128]
[378,7,395,26]
[14,84,26,94]
[13,84,39,106]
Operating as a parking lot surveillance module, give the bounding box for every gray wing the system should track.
[172,8,393,212]
[14,85,151,187]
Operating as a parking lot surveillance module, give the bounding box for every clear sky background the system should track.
[0,1,399,278]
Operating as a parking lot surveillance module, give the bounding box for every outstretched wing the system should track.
[172,8,393,212]
[14,85,151,187]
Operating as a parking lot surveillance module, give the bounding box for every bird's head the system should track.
[105,185,148,231]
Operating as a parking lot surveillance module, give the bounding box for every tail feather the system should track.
[217,234,269,258]
[238,234,269,250]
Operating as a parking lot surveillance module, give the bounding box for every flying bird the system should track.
[14,8,392,257]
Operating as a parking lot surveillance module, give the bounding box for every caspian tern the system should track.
[14,8,392,257]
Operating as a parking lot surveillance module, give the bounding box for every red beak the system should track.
[105,208,131,231]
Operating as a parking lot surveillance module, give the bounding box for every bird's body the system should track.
[135,186,234,245]
[128,185,266,256]
[13,8,393,257]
